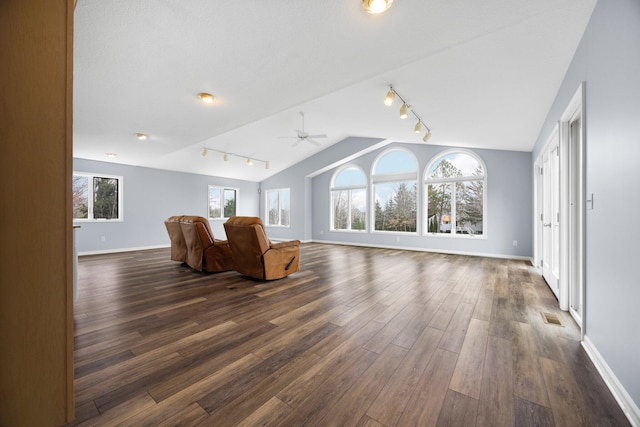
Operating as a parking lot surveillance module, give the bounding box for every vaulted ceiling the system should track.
[73,0,596,181]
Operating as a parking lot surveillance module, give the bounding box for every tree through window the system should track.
[372,149,417,233]
[331,166,366,231]
[425,151,485,236]
[208,186,237,219]
[72,172,123,220]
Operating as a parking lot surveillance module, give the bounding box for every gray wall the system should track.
[73,158,259,253]
[262,136,532,258]
[532,0,640,409]
[312,143,532,258]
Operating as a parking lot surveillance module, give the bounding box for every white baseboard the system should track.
[582,336,640,427]
[311,239,534,262]
[78,244,170,257]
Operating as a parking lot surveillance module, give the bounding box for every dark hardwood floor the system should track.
[68,243,629,426]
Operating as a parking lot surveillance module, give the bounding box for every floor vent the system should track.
[541,312,564,327]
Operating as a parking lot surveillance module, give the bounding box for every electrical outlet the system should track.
[319,230,324,235]
[396,236,400,242]
[513,240,518,246]
[101,235,106,242]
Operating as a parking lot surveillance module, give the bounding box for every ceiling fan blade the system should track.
[277,136,299,139]
[292,139,302,147]
[306,139,322,146]
[306,134,327,139]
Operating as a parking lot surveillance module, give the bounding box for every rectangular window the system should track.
[72,172,123,221]
[373,181,417,232]
[266,188,290,227]
[331,188,366,231]
[208,186,237,219]
[455,181,483,235]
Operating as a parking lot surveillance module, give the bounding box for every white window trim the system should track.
[72,171,124,222]
[330,165,367,232]
[265,187,291,228]
[423,148,487,238]
[207,185,239,220]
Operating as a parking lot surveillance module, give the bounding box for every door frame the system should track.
[534,82,586,335]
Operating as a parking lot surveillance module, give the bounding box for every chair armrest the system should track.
[269,240,300,250]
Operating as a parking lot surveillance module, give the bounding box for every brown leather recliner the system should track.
[164,215,187,262]
[178,216,234,272]
[223,216,300,280]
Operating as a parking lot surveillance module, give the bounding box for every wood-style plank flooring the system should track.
[67,243,629,426]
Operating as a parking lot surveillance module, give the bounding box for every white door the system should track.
[542,132,560,298]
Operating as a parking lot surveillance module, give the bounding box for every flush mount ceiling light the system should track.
[201,147,269,169]
[362,0,393,14]
[383,85,432,142]
[134,133,148,140]
[197,92,215,104]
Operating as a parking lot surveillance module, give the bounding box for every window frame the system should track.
[207,185,238,220]
[330,165,367,232]
[423,149,487,238]
[72,171,124,222]
[265,187,291,228]
[371,148,419,234]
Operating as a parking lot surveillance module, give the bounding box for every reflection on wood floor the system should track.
[68,243,629,426]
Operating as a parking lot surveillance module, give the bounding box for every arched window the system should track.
[425,150,486,236]
[372,149,418,233]
[331,166,367,231]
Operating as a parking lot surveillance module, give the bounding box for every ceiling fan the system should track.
[278,111,327,146]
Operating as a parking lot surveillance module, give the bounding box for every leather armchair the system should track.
[178,216,234,272]
[223,216,300,280]
[164,215,187,262]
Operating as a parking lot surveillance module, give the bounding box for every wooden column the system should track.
[0,0,74,424]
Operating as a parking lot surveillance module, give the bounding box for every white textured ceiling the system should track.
[73,0,596,182]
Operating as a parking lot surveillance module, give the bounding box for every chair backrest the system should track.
[179,216,215,271]
[223,216,271,278]
[164,215,187,262]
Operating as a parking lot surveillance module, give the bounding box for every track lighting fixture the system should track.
[134,133,148,140]
[201,147,269,169]
[362,0,393,14]
[383,85,432,142]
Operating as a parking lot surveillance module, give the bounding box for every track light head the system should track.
[201,148,208,157]
[422,131,432,143]
[414,121,422,133]
[246,158,253,166]
[399,103,409,119]
[384,88,396,106]
[265,161,269,170]
[223,153,229,161]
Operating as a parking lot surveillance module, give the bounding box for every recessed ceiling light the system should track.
[106,152,117,157]
[197,92,215,104]
[134,133,148,140]
[363,0,393,14]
